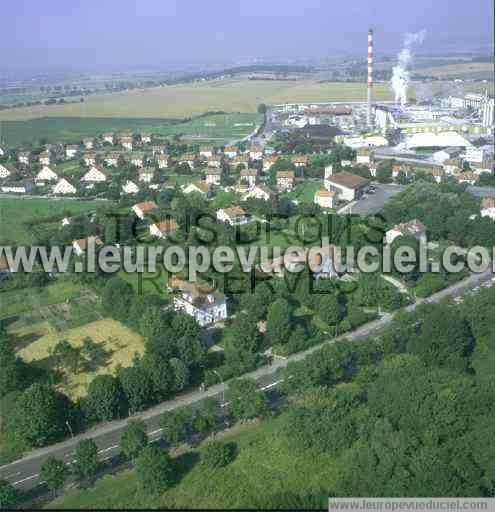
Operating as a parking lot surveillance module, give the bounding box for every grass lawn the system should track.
[286,181,322,204]
[0,197,101,244]
[49,413,334,509]
[0,280,83,319]
[0,112,262,147]
[15,318,145,400]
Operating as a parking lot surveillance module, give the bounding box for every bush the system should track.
[201,441,236,469]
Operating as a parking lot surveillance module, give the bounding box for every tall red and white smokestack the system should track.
[367,28,374,126]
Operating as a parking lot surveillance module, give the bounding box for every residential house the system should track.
[314,189,335,209]
[249,145,263,161]
[35,165,58,184]
[132,200,158,219]
[102,133,114,144]
[240,169,258,188]
[82,138,94,150]
[233,154,249,170]
[216,206,249,225]
[291,155,309,168]
[464,145,493,164]
[122,180,140,195]
[72,236,103,256]
[138,167,156,183]
[324,170,370,201]
[224,145,238,159]
[130,153,145,168]
[39,151,51,166]
[83,152,96,166]
[443,158,463,175]
[180,153,196,169]
[471,160,494,176]
[81,165,108,183]
[425,167,445,183]
[151,145,163,156]
[242,184,271,201]
[0,146,5,157]
[121,136,133,151]
[104,153,120,167]
[0,163,17,179]
[276,170,295,192]
[141,132,152,144]
[169,277,228,327]
[182,182,210,196]
[205,168,222,185]
[433,147,462,164]
[156,154,169,169]
[52,178,77,195]
[260,244,339,280]
[65,145,79,159]
[341,160,353,168]
[456,172,479,185]
[149,219,178,239]
[263,155,279,171]
[207,155,222,169]
[18,151,30,165]
[1,180,33,194]
[385,219,427,245]
[356,148,372,165]
[200,145,214,159]
[481,197,495,220]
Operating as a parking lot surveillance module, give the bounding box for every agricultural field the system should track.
[13,317,145,400]
[0,197,102,244]
[414,61,494,78]
[0,80,396,123]
[50,413,333,509]
[0,112,262,147]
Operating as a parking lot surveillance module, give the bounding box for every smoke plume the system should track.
[390,30,426,107]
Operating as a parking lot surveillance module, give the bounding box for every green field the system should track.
[0,198,101,244]
[0,112,262,147]
[49,413,332,509]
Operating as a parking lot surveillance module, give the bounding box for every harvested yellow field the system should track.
[17,318,145,399]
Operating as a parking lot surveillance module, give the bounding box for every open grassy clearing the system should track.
[0,80,397,122]
[15,318,145,400]
[1,79,493,125]
[0,197,101,244]
[0,112,262,147]
[0,279,84,319]
[49,413,333,509]
[285,181,323,204]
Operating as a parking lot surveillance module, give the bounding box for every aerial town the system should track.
[0,2,494,510]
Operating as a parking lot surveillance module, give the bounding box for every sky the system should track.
[2,0,493,71]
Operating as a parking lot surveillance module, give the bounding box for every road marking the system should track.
[13,474,38,485]
[98,445,118,454]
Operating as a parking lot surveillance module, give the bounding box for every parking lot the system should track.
[338,183,405,215]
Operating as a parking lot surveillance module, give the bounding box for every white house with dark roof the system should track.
[324,170,370,202]
[169,277,228,326]
[216,206,249,225]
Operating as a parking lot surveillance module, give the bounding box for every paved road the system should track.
[1,265,493,491]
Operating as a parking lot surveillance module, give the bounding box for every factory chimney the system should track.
[367,29,374,126]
